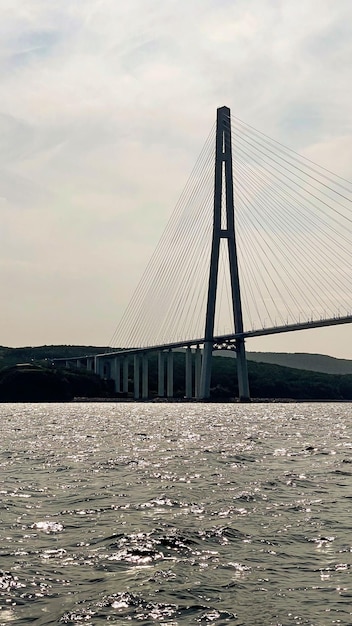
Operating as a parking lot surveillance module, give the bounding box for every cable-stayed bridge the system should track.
[56,106,352,400]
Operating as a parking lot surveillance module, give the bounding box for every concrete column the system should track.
[76,359,82,369]
[65,360,70,369]
[195,346,202,399]
[158,351,165,397]
[123,357,129,393]
[236,338,250,401]
[199,341,212,399]
[86,357,94,371]
[134,354,140,400]
[95,357,104,378]
[104,361,111,379]
[142,354,148,399]
[167,350,174,398]
[185,347,192,398]
[111,357,121,393]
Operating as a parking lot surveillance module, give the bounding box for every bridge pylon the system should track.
[199,106,250,401]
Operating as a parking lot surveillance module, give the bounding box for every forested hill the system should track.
[247,352,352,375]
[0,345,352,401]
[0,345,112,369]
[1,346,351,375]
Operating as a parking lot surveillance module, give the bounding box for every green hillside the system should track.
[211,354,352,401]
[0,345,351,401]
[0,363,114,402]
[0,345,112,370]
[248,352,352,375]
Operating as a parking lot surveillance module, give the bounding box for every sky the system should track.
[1,0,352,358]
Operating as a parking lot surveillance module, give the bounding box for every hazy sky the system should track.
[1,0,352,357]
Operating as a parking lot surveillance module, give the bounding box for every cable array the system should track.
[109,125,216,348]
[231,115,352,331]
[110,113,352,349]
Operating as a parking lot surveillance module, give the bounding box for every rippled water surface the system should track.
[1,402,352,625]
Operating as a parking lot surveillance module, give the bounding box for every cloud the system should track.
[0,0,351,355]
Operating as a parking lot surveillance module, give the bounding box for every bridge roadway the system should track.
[52,314,352,400]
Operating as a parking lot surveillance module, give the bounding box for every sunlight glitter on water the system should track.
[1,402,352,624]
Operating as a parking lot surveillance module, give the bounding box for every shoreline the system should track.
[71,397,352,404]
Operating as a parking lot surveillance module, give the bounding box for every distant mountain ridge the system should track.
[0,345,351,376]
[0,345,111,369]
[247,352,352,375]
[0,345,352,400]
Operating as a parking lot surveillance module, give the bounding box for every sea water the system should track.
[1,402,352,625]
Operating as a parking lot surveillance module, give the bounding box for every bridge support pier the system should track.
[123,357,129,394]
[158,351,165,397]
[185,347,192,399]
[236,339,250,401]
[94,356,104,378]
[199,342,212,399]
[167,350,174,398]
[111,357,121,393]
[134,355,140,400]
[142,354,149,399]
[195,346,202,399]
